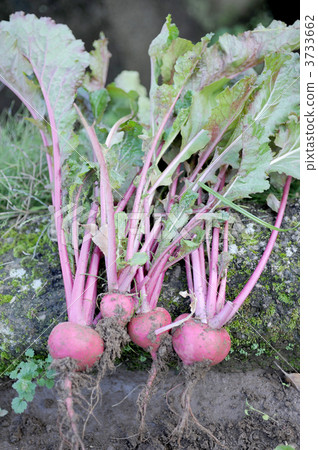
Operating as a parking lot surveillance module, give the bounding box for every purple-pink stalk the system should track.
[155,175,292,336]
[209,175,292,328]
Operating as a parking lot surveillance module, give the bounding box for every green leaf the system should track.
[182,75,256,148]
[128,252,149,267]
[222,52,300,168]
[180,227,205,254]
[44,379,55,389]
[156,190,198,255]
[0,12,90,158]
[246,53,299,143]
[115,211,128,268]
[83,32,110,91]
[103,84,138,128]
[12,379,36,402]
[161,38,193,83]
[106,120,144,198]
[25,348,34,358]
[269,113,300,179]
[12,397,28,414]
[152,129,210,189]
[114,70,150,126]
[114,70,147,98]
[149,15,179,61]
[45,368,56,379]
[37,378,46,387]
[18,361,39,379]
[262,414,270,420]
[173,37,211,90]
[198,183,298,232]
[0,408,8,417]
[226,131,272,201]
[89,88,110,122]
[187,20,300,90]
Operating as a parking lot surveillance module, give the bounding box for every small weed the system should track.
[7,349,56,413]
[244,399,277,423]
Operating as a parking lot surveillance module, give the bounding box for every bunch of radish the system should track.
[1,12,299,448]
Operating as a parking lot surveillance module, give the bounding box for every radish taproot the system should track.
[127,307,172,438]
[172,319,231,366]
[48,322,104,371]
[128,307,171,354]
[100,293,135,326]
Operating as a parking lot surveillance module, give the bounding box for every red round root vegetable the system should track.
[172,318,231,366]
[128,307,171,353]
[100,292,135,325]
[48,322,104,371]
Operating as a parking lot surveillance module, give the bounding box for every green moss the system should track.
[0,225,58,267]
[240,232,262,246]
[287,307,300,330]
[0,294,13,305]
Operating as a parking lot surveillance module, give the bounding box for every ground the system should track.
[0,364,299,449]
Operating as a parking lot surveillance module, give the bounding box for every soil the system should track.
[0,364,299,449]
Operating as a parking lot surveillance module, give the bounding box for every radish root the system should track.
[170,362,227,448]
[137,334,173,441]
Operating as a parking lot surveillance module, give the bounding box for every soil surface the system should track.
[0,365,299,449]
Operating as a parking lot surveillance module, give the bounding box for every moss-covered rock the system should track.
[0,221,66,373]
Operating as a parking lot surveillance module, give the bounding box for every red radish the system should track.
[128,307,171,355]
[100,293,135,325]
[48,322,104,371]
[126,307,171,438]
[172,319,231,366]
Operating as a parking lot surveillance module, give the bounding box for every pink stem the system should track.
[198,243,207,297]
[185,255,194,295]
[116,180,136,212]
[69,202,98,324]
[206,227,220,319]
[191,250,207,322]
[83,246,102,326]
[136,268,149,313]
[74,105,118,291]
[32,68,74,308]
[216,219,229,313]
[147,129,207,198]
[72,183,85,266]
[118,219,162,292]
[126,86,184,260]
[93,312,102,326]
[2,70,75,306]
[145,252,171,305]
[149,272,166,310]
[143,190,155,271]
[209,176,292,329]
[166,166,181,214]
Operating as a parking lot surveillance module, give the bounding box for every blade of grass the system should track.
[198,182,298,232]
